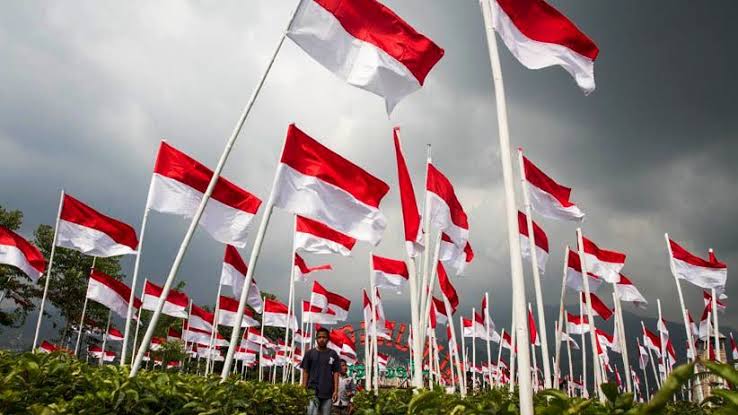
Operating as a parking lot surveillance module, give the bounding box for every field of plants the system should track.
[1,351,737,414]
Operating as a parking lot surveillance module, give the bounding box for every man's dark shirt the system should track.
[300,347,340,399]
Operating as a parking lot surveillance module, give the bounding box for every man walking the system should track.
[301,327,340,415]
[333,359,356,414]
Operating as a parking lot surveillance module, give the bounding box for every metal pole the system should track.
[576,228,604,400]
[612,286,632,392]
[282,216,297,383]
[554,247,570,388]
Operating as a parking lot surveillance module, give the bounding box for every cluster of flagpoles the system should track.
[2,2,736,414]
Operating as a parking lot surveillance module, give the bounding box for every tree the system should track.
[0,206,42,331]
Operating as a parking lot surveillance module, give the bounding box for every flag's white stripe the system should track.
[427,192,469,248]
[107,334,124,342]
[263,312,298,330]
[583,252,623,283]
[220,262,247,300]
[294,232,351,256]
[671,256,727,289]
[217,309,258,328]
[309,293,328,310]
[0,244,43,281]
[519,235,549,274]
[57,220,137,257]
[373,271,406,291]
[148,174,256,248]
[616,284,647,307]
[566,322,589,335]
[491,0,595,94]
[188,315,213,332]
[565,268,603,292]
[87,277,130,319]
[287,0,422,113]
[527,183,584,222]
[273,164,387,245]
[142,293,188,319]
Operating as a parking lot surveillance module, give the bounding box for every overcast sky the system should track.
[1,0,736,342]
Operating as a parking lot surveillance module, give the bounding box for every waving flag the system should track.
[668,238,727,289]
[427,164,469,248]
[580,237,626,283]
[517,211,549,273]
[703,290,726,313]
[0,225,45,281]
[148,141,262,247]
[189,304,214,332]
[371,255,409,292]
[309,281,330,310]
[107,326,124,342]
[596,328,620,353]
[327,290,351,321]
[142,280,189,319]
[637,340,649,370]
[687,311,699,338]
[615,274,647,308]
[305,300,338,325]
[730,333,738,360]
[393,128,423,256]
[565,312,589,335]
[38,341,59,354]
[527,305,540,346]
[560,331,580,350]
[294,215,356,256]
[287,0,444,113]
[490,0,599,93]
[642,327,661,355]
[293,253,332,281]
[522,156,584,221]
[218,295,259,328]
[699,304,712,340]
[87,270,141,319]
[439,233,474,275]
[57,194,138,257]
[581,292,613,321]
[273,125,389,245]
[220,245,263,312]
[566,250,603,292]
[437,262,459,314]
[166,327,182,342]
[263,299,298,330]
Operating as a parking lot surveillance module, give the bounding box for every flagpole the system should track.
[406,255,423,390]
[448,333,457,391]
[641,321,661,389]
[442,297,464,396]
[33,190,65,351]
[508,315,516,392]
[282,216,297,383]
[576,228,604,401]
[564,323,574,397]
[460,316,468,394]
[656,299,667,385]
[471,309,477,391]
[611,287,632,392]
[418,146,432,343]
[484,293,493,389]
[708,249,721,362]
[364,305,371,391]
[100,309,112,366]
[495,328,504,387]
[478,1,533,411]
[419,234,441,347]
[579,296,587,396]
[129,2,301,378]
[369,258,379,394]
[258,302,266,382]
[74,257,97,356]
[637,339,650,401]
[206,284,223,375]
[130,280,146,365]
[433,329,441,387]
[553,247,570,388]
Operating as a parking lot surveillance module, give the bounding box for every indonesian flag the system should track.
[501,331,515,351]
[304,300,338,325]
[560,331,580,350]
[527,305,540,346]
[107,326,124,342]
[439,233,474,276]
[166,361,181,369]
[150,336,165,351]
[188,304,214,332]
[668,238,727,290]
[377,353,389,370]
[294,215,356,256]
[86,270,141,319]
[327,290,351,321]
[688,311,699,338]
[246,327,269,345]
[89,345,115,362]
[566,312,589,335]
[371,255,409,292]
[517,211,549,273]
[0,225,45,281]
[427,164,469,249]
[310,281,330,310]
[272,124,390,245]
[220,245,263,312]
[637,341,649,370]
[166,327,182,342]
[657,318,669,337]
[580,237,626,283]
[481,294,494,333]
[148,141,262,247]
[184,324,217,345]
[142,280,189,319]
[393,128,423,257]
[699,304,712,340]
[437,262,459,314]
[462,317,477,338]
[218,295,259,328]
[596,328,620,353]
[703,290,727,313]
[666,339,677,368]
[581,292,613,321]
[57,194,138,257]
[294,329,311,345]
[522,156,584,221]
[373,288,387,323]
[615,274,647,308]
[287,0,444,113]
[490,0,599,94]
[340,335,357,363]
[432,297,448,326]
[263,298,298,330]
[566,250,603,292]
[260,355,274,367]
[294,252,332,281]
[730,333,738,360]
[38,341,58,353]
[642,327,661,355]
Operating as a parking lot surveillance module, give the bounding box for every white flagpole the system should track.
[479,1,533,411]
[33,190,65,351]
[495,328,504,387]
[100,309,112,366]
[460,316,468,394]
[564,324,574,396]
[709,249,721,362]
[576,228,604,400]
[611,287,632,392]
[641,321,661,389]
[418,146,432,342]
[448,332,457,391]
[432,329,441,387]
[637,339,650,401]
[258,304,266,382]
[282,216,297,383]
[130,2,301,378]
[517,148,552,389]
[554,247,570,389]
[130,280,146,365]
[369,258,379,394]
[579,296,588,395]
[74,257,97,356]
[419,234,442,349]
[442,297,464,396]
[656,299,667,385]
[364,306,371,391]
[484,293,493,389]
[528,303,539,392]
[509,315,516,392]
[122,176,154,365]
[472,309,477,391]
[206,284,223,376]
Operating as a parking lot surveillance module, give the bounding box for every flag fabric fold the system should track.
[566,250,603,292]
[426,164,469,248]
[580,237,626,283]
[294,215,356,256]
[263,298,298,330]
[522,156,584,221]
[220,245,264,312]
[371,254,409,292]
[294,252,332,281]
[615,274,647,308]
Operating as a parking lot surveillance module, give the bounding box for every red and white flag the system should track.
[522,156,584,221]
[527,305,540,346]
[272,125,390,245]
[57,194,138,257]
[730,332,738,360]
[377,352,389,370]
[166,361,181,369]
[490,0,599,94]
[501,331,515,351]
[183,324,214,345]
[371,255,409,292]
[263,298,298,330]
[219,245,263,312]
[581,292,613,321]
[327,290,351,322]
[642,327,661,355]
[327,329,345,355]
[88,345,115,362]
[246,327,270,345]
[703,290,726,313]
[188,304,214,332]
[637,340,649,370]
[393,128,423,257]
[309,281,330,310]
[615,274,647,308]
[294,252,332,281]
[218,295,259,328]
[38,341,58,353]
[517,211,549,273]
[427,164,469,249]
[432,297,448,326]
[167,327,182,342]
[566,250,603,292]
[560,331,580,351]
[0,225,45,281]
[304,300,338,325]
[688,311,699,338]
[150,337,165,351]
[294,215,356,257]
[580,237,626,283]
[148,142,262,247]
[142,280,189,319]
[439,233,474,276]
[668,238,727,290]
[698,304,712,340]
[287,0,444,113]
[86,270,141,319]
[565,312,589,335]
[437,262,459,314]
[107,326,124,342]
[596,328,620,353]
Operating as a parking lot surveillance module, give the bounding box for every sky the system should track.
[1,0,737,345]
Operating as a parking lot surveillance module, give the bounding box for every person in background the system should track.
[301,327,340,415]
[333,359,356,415]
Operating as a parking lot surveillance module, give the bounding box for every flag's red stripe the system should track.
[90,270,139,307]
[191,304,214,324]
[0,225,45,273]
[144,280,189,307]
[495,0,598,60]
[393,129,421,245]
[426,164,469,230]
[264,298,289,314]
[582,237,626,264]
[224,245,247,275]
[296,215,356,250]
[523,156,576,208]
[517,211,549,252]
[218,295,255,316]
[61,195,138,250]
[280,125,389,208]
[372,255,409,277]
[437,262,458,313]
[313,0,444,84]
